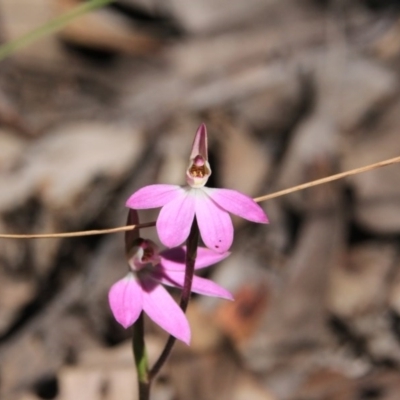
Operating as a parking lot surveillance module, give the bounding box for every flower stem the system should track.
[132,312,150,400]
[149,219,199,380]
[0,0,114,62]
[180,218,200,311]
[125,210,140,255]
[126,210,150,400]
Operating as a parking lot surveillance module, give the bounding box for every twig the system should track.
[0,155,400,239]
[0,222,155,239]
[253,155,400,202]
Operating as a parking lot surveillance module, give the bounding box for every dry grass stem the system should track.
[1,155,400,239]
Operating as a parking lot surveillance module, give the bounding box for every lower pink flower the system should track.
[108,240,232,344]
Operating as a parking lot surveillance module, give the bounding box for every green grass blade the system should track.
[0,0,114,61]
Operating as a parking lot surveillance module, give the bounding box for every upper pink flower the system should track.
[126,124,268,253]
[108,239,232,344]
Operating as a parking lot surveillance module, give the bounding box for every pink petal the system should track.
[195,247,230,269]
[126,184,182,209]
[160,246,230,271]
[195,189,234,253]
[191,276,233,300]
[204,188,268,223]
[108,274,143,329]
[157,190,195,248]
[158,247,186,268]
[159,271,233,300]
[141,279,191,344]
[189,123,208,161]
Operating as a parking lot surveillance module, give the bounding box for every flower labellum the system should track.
[108,239,232,344]
[126,124,268,253]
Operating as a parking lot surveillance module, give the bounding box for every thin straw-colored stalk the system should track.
[0,155,399,239]
[0,222,155,239]
[0,0,114,62]
[253,155,400,203]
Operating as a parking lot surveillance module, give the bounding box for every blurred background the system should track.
[1,0,400,399]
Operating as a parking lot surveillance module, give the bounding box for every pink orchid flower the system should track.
[126,124,268,253]
[108,239,232,344]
